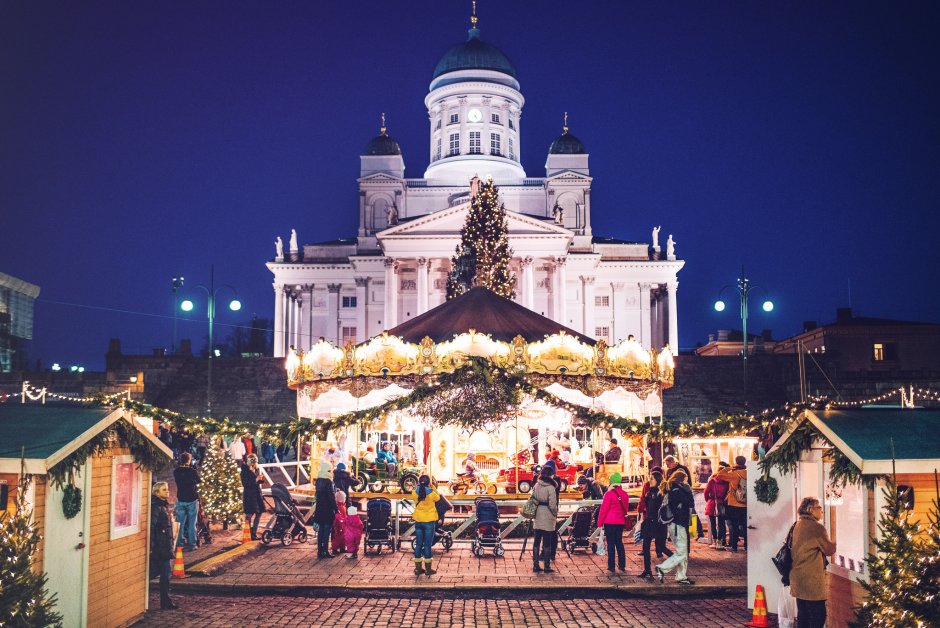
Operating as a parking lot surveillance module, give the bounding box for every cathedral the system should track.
[267,11,684,357]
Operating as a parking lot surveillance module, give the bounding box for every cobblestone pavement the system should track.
[138,592,756,627]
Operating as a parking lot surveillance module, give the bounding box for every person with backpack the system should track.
[715,455,749,552]
[655,470,696,585]
[638,469,672,578]
[704,461,731,549]
[596,472,630,572]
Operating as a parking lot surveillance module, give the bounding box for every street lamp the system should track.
[171,276,185,353]
[713,267,774,409]
[179,265,240,416]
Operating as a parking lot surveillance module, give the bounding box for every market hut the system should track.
[286,287,675,487]
[0,404,172,627]
[750,407,940,625]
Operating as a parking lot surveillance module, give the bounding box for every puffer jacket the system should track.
[531,478,558,532]
[597,485,630,526]
[667,482,696,527]
[150,495,175,562]
[703,475,729,516]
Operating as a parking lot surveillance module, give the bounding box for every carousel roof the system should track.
[385,287,595,345]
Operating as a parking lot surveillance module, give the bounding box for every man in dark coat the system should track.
[240,454,265,540]
[150,481,177,610]
[312,463,338,558]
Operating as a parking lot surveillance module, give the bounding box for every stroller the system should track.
[409,524,454,552]
[565,505,599,553]
[195,500,212,546]
[260,483,308,546]
[365,498,396,554]
[470,497,504,557]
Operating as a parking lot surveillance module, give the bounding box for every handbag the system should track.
[521,494,539,520]
[772,523,796,584]
[631,519,642,544]
[717,501,728,518]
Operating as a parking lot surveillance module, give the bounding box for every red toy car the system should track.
[495,459,580,493]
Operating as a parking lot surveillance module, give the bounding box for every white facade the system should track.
[267,18,684,357]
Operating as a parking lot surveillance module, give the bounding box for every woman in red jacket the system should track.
[703,461,730,549]
[596,472,630,572]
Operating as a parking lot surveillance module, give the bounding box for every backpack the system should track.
[657,492,675,525]
[733,474,747,503]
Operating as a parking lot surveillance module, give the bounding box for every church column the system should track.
[581,276,596,337]
[328,284,341,345]
[305,284,315,348]
[273,283,284,357]
[295,292,305,350]
[611,282,625,343]
[299,284,313,350]
[639,282,652,349]
[294,291,303,349]
[667,280,679,350]
[384,258,398,329]
[355,277,369,343]
[416,257,429,315]
[554,257,568,326]
[284,290,294,351]
[521,257,534,310]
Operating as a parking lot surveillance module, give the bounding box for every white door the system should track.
[746,460,795,613]
[44,461,90,627]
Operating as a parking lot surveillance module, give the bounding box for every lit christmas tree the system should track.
[197,444,243,526]
[852,479,940,627]
[0,470,63,627]
[447,176,516,299]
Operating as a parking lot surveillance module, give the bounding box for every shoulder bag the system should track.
[772,523,796,585]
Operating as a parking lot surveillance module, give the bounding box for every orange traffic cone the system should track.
[242,518,252,544]
[171,545,189,579]
[744,584,774,627]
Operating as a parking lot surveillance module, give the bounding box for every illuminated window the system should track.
[342,326,357,345]
[111,455,141,539]
[873,342,897,361]
[873,343,884,361]
[448,133,460,156]
[595,295,610,307]
[341,296,357,308]
[469,131,481,154]
[490,133,501,156]
[449,113,459,125]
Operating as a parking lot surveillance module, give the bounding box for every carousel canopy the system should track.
[387,287,595,345]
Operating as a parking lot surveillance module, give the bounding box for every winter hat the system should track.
[347,506,358,516]
[335,490,347,503]
[336,462,347,471]
[317,461,331,479]
[609,472,623,485]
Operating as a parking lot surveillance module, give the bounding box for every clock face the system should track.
[467,108,483,122]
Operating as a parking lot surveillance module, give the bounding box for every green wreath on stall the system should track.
[754,475,779,505]
[62,484,83,519]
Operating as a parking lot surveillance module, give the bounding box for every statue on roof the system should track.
[275,236,284,260]
[386,203,399,226]
[667,234,676,259]
[652,226,661,249]
[552,202,564,225]
[289,229,298,253]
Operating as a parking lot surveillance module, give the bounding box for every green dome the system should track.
[432,29,516,80]
[549,132,586,155]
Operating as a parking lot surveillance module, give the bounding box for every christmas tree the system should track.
[852,479,940,627]
[0,469,63,627]
[197,444,243,526]
[446,176,516,299]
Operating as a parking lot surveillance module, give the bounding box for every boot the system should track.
[543,560,554,573]
[533,559,542,573]
[425,559,436,576]
[414,559,424,575]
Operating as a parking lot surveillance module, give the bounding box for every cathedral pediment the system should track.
[378,203,573,238]
[546,170,593,183]
[357,172,403,185]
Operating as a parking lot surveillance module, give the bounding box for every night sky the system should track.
[2,1,938,370]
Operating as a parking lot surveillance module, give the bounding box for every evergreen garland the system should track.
[852,479,940,627]
[197,444,243,526]
[0,464,63,627]
[446,177,516,299]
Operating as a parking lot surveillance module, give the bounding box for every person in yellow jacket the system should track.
[715,455,748,552]
[410,474,441,576]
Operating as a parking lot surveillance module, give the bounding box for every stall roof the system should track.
[0,404,172,474]
[775,408,940,475]
[383,286,596,345]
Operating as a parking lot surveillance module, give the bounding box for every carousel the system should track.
[285,287,675,493]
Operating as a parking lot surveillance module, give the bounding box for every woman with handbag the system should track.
[704,461,730,549]
[531,467,559,572]
[655,470,696,585]
[638,470,672,578]
[596,472,630,572]
[790,497,836,628]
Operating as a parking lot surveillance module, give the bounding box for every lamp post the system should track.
[171,276,185,353]
[714,267,774,409]
[180,265,241,417]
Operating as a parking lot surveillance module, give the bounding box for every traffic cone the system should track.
[744,584,774,627]
[242,518,252,544]
[171,545,189,579]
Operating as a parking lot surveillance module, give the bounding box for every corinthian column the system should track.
[581,276,596,337]
[416,257,429,315]
[639,282,652,349]
[667,280,679,350]
[383,258,398,329]
[521,256,534,310]
[355,277,369,342]
[273,283,284,357]
[554,257,568,326]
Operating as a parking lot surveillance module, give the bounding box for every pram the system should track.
[564,505,599,553]
[364,497,396,554]
[409,524,454,552]
[260,483,308,546]
[196,500,212,546]
[470,497,504,557]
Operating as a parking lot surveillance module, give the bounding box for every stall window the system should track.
[111,455,141,539]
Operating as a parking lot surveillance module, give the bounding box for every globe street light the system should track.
[179,265,240,416]
[714,268,774,409]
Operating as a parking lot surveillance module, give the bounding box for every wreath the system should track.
[754,475,779,505]
[62,484,83,519]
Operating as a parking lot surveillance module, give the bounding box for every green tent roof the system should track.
[0,405,116,460]
[813,409,940,462]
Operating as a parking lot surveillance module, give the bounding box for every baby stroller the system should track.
[365,498,396,555]
[410,524,454,552]
[565,505,599,553]
[260,483,308,546]
[195,500,212,546]
[470,497,504,557]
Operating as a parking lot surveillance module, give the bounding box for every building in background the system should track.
[266,11,684,356]
[0,271,40,372]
